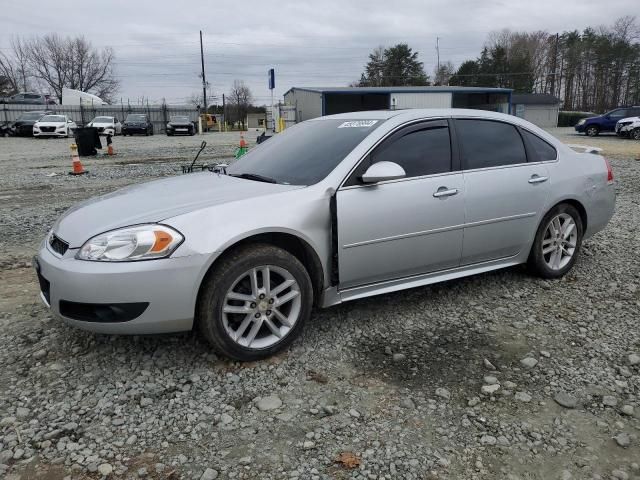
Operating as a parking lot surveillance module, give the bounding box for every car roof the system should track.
[316,108,521,123]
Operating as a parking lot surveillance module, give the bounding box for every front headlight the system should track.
[76,224,183,262]
[577,119,586,126]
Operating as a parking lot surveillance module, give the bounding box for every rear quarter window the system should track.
[521,130,557,161]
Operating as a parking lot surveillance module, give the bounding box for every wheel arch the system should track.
[194,231,326,321]
[532,198,588,250]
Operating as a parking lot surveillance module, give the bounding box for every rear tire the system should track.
[528,203,583,279]
[197,244,313,361]
[632,128,640,141]
[586,125,599,137]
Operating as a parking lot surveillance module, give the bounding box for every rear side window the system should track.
[521,130,557,161]
[457,119,527,169]
[371,124,451,178]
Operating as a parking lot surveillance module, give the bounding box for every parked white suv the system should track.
[616,116,640,140]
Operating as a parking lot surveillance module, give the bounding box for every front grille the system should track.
[49,233,69,256]
[40,126,55,132]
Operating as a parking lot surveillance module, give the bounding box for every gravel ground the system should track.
[0,128,639,480]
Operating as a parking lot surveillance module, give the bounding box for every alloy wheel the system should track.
[541,213,578,271]
[222,265,301,349]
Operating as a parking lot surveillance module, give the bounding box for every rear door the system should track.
[337,119,465,288]
[455,118,551,265]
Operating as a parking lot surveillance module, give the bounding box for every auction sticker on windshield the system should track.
[338,120,378,128]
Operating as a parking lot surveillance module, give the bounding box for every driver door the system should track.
[336,120,465,289]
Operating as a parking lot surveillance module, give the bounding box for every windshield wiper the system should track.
[229,173,278,184]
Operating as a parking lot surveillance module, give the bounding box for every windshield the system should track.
[170,116,190,122]
[92,116,113,123]
[18,112,45,121]
[40,115,65,122]
[226,119,383,185]
[126,114,147,122]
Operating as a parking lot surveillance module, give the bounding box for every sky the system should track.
[0,0,636,106]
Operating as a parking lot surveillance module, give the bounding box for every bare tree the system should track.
[25,34,119,102]
[0,37,32,93]
[228,80,253,129]
[433,61,455,85]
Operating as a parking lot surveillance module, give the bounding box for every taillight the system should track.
[604,158,614,184]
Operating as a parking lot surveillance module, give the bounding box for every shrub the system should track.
[558,111,594,127]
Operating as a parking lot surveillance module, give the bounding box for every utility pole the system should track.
[222,93,226,132]
[436,37,441,77]
[200,30,208,117]
[550,33,559,97]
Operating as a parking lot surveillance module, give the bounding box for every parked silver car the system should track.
[34,109,616,361]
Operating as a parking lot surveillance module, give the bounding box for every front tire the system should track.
[632,129,640,141]
[528,203,583,279]
[586,125,599,137]
[197,244,313,361]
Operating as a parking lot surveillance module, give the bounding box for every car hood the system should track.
[90,122,114,127]
[35,121,66,127]
[169,122,192,126]
[53,173,303,247]
[618,116,640,123]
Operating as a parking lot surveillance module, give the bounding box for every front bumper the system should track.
[34,129,67,137]
[34,242,213,334]
[574,123,586,132]
[123,126,149,134]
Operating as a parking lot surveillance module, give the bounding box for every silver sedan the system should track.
[34,109,616,361]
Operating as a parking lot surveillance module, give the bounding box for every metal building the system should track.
[512,93,560,128]
[283,86,513,121]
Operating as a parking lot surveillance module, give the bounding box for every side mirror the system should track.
[361,161,406,184]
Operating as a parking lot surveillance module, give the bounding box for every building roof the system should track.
[511,93,560,105]
[284,86,513,96]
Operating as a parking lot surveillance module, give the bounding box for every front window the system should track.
[170,116,190,123]
[607,109,627,119]
[226,119,384,185]
[126,114,147,122]
[40,115,66,123]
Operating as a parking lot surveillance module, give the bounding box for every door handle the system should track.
[433,187,459,198]
[528,175,549,184]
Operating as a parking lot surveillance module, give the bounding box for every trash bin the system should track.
[73,127,102,156]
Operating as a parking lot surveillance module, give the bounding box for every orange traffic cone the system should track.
[106,134,115,156]
[69,144,87,175]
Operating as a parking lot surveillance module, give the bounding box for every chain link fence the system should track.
[1,103,199,134]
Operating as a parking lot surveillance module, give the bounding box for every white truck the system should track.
[61,88,108,106]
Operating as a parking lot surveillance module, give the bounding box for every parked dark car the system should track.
[1,121,11,137]
[0,92,48,105]
[122,114,154,136]
[10,111,50,136]
[574,106,640,136]
[166,115,195,136]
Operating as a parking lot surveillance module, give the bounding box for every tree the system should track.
[358,44,429,86]
[449,17,640,111]
[228,80,253,129]
[0,37,32,94]
[13,34,120,102]
[433,61,455,85]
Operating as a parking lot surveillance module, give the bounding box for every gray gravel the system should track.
[0,129,639,479]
